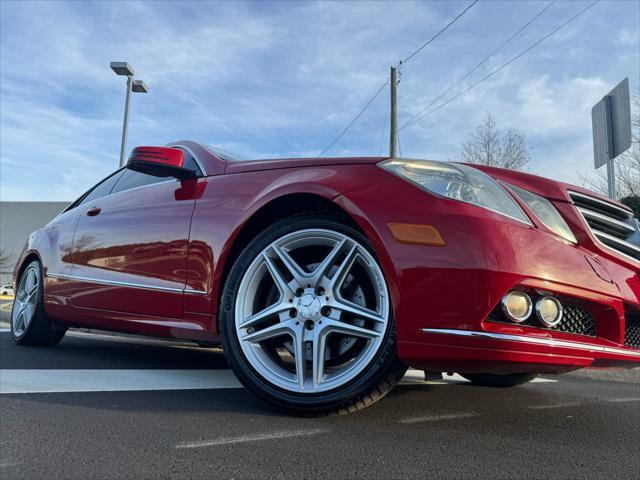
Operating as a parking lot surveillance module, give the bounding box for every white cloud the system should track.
[617,27,639,46]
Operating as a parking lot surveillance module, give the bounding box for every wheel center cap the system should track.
[297,294,321,320]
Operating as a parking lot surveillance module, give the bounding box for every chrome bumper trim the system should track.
[421,328,640,358]
[46,273,207,295]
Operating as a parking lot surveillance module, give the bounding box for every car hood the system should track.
[224,156,386,174]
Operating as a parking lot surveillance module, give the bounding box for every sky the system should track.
[1,0,638,201]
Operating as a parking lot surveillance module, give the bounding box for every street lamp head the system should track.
[132,80,149,93]
[110,62,135,76]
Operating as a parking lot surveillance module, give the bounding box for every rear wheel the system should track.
[460,373,537,387]
[11,260,66,346]
[220,213,406,415]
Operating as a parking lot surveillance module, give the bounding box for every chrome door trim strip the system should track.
[46,273,207,295]
[421,328,640,358]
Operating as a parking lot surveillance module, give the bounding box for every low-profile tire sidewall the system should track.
[220,214,403,414]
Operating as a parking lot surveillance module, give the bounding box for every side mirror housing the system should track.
[127,146,196,179]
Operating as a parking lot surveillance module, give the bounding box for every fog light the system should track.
[535,296,563,327]
[501,291,532,323]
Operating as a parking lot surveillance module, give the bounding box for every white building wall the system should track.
[0,201,70,285]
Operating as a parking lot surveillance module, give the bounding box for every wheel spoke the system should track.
[22,303,34,329]
[25,269,36,292]
[242,319,296,343]
[322,318,381,340]
[262,253,295,296]
[239,301,290,329]
[27,283,38,298]
[292,326,307,390]
[269,244,307,287]
[311,328,328,388]
[310,238,348,285]
[15,308,27,332]
[326,244,358,293]
[330,298,386,324]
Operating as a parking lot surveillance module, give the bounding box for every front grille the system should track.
[569,191,640,262]
[487,304,596,337]
[624,311,640,348]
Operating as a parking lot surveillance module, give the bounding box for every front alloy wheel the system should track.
[220,213,406,415]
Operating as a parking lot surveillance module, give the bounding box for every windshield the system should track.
[207,145,245,162]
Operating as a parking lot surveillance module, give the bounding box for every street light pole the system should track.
[110,62,148,168]
[119,75,133,168]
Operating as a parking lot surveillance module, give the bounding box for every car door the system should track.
[68,160,200,319]
[44,170,125,296]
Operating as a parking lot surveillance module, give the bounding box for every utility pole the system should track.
[389,66,398,158]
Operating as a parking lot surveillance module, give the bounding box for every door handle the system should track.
[86,207,101,217]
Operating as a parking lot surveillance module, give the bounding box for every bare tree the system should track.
[0,249,13,272]
[580,82,640,202]
[460,113,531,170]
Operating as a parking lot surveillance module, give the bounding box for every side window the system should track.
[110,168,170,195]
[76,170,125,208]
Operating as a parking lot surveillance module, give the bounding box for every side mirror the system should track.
[127,146,196,179]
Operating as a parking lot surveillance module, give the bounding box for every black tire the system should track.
[219,212,407,416]
[460,373,537,387]
[11,260,66,347]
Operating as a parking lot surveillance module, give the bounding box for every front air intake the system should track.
[569,191,640,262]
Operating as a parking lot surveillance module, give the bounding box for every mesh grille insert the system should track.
[624,311,640,349]
[487,303,596,337]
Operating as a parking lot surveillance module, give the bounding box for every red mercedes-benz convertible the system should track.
[11,141,640,414]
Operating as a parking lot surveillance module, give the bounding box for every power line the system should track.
[378,90,390,155]
[401,0,600,130]
[317,0,478,156]
[317,81,388,157]
[399,0,480,66]
[400,0,557,130]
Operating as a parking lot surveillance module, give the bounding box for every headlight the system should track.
[379,159,531,224]
[508,185,577,244]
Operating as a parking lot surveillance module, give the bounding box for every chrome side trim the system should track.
[184,288,208,295]
[421,328,640,358]
[46,273,208,295]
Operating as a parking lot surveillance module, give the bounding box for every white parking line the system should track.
[176,428,328,448]
[0,328,10,333]
[0,369,243,394]
[399,412,478,424]
[0,366,561,394]
[527,401,582,410]
[606,397,640,403]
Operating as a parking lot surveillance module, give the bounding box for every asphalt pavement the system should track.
[1,299,639,479]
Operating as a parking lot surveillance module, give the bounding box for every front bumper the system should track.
[337,172,640,374]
